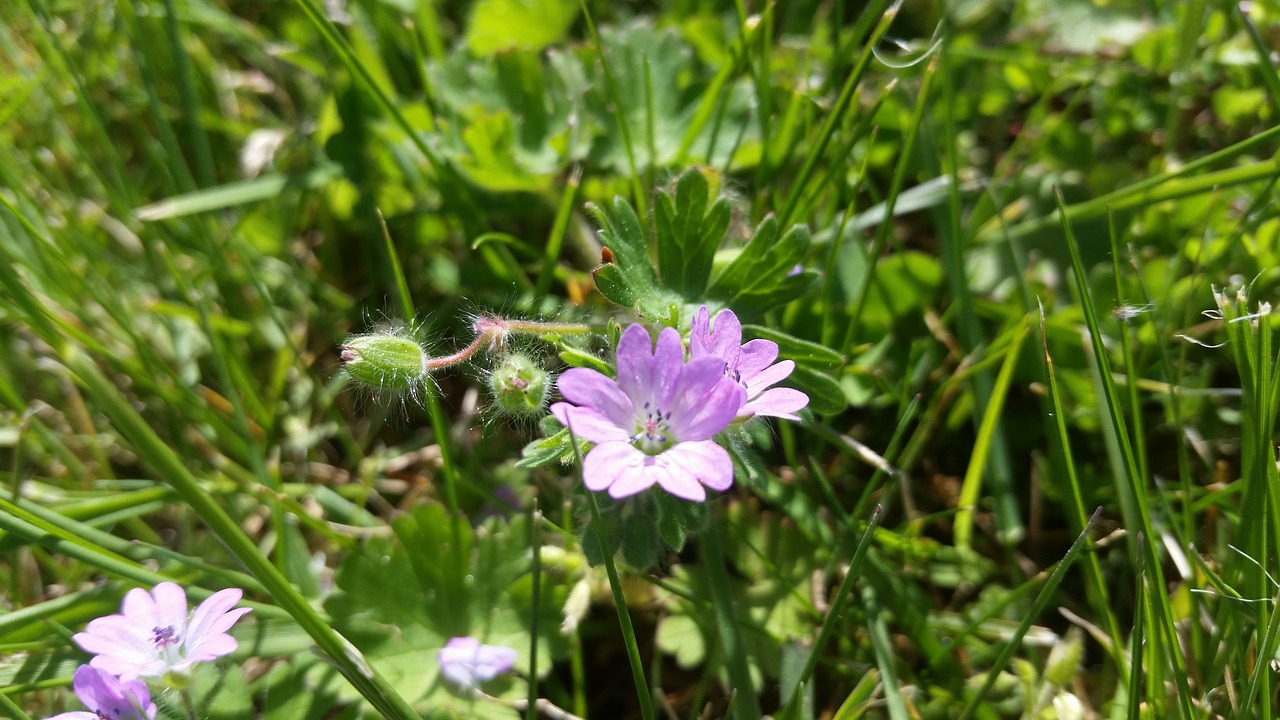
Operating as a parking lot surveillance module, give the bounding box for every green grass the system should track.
[4,0,1280,718]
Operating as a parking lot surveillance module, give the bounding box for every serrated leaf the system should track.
[591,263,639,308]
[588,198,655,288]
[393,504,473,635]
[655,168,730,297]
[707,218,817,318]
[516,428,585,469]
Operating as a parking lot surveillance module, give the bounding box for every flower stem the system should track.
[702,517,762,720]
[180,687,198,720]
[585,491,656,720]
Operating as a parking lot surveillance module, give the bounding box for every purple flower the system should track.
[437,637,518,690]
[47,665,156,720]
[73,583,251,681]
[551,324,744,501]
[690,306,809,421]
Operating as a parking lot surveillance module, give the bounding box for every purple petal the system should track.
[668,364,745,441]
[707,309,743,367]
[614,324,657,405]
[150,582,190,635]
[582,442,642,492]
[183,632,239,664]
[556,368,633,426]
[650,452,706,501]
[438,637,517,689]
[469,644,517,678]
[666,441,734,492]
[119,587,160,631]
[70,665,114,712]
[742,387,809,421]
[736,339,779,377]
[649,327,684,409]
[551,403,630,444]
[87,653,165,681]
[744,360,795,395]
[72,665,156,720]
[185,589,248,650]
[607,455,660,498]
[74,617,154,664]
[45,713,97,720]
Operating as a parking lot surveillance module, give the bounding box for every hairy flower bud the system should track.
[489,353,549,417]
[342,333,429,392]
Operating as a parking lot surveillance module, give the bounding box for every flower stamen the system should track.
[151,625,178,649]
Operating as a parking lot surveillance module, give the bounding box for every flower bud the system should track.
[489,353,550,417]
[342,333,429,392]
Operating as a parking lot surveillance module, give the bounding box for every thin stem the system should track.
[702,519,762,720]
[180,687,198,720]
[585,491,656,720]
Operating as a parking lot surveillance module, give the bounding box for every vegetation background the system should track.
[3,0,1280,718]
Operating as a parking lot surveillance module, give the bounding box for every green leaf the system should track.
[466,0,578,56]
[742,325,845,370]
[655,168,732,297]
[392,504,473,635]
[707,217,817,319]
[581,503,624,567]
[587,198,655,288]
[789,366,848,416]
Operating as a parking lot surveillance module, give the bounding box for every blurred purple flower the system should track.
[47,665,156,720]
[73,582,251,681]
[551,324,744,501]
[437,637,518,690]
[691,306,809,421]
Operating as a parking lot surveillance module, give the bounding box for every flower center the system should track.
[630,402,674,455]
[152,625,179,649]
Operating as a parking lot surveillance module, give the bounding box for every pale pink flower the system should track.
[690,306,809,421]
[46,665,156,720]
[437,637,518,690]
[551,323,744,501]
[73,583,251,681]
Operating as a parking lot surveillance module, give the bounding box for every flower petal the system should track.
[615,324,657,406]
[666,441,734,492]
[582,442,642,492]
[736,339,779,378]
[551,403,630,444]
[741,387,809,421]
[668,361,745,441]
[183,632,239,664]
[743,359,795,396]
[650,327,684,409]
[120,587,160,632]
[606,455,658,498]
[651,452,707,501]
[150,582,190,636]
[698,308,742,369]
[185,589,248,649]
[556,368,633,426]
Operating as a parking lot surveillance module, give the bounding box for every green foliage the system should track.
[9,0,1280,718]
[326,504,569,716]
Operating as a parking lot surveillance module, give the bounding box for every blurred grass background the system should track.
[4,0,1280,718]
